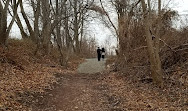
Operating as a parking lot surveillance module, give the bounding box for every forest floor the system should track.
[0,39,187,111]
[31,58,110,111]
[31,58,187,111]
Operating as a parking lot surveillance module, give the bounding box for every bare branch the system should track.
[99,0,118,37]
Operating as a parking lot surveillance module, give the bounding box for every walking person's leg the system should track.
[98,54,101,61]
[99,54,101,61]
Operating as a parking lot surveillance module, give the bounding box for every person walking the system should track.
[97,47,101,61]
[101,47,105,60]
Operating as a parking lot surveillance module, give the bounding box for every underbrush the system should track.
[0,39,79,110]
[105,54,187,110]
[110,29,188,86]
[102,71,188,110]
[105,30,188,109]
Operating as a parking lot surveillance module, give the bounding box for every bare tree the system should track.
[96,0,165,86]
[41,0,51,54]
[68,0,94,54]
[98,0,141,63]
[14,0,41,42]
[0,0,21,46]
[141,0,163,87]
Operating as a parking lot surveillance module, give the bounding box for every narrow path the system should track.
[77,58,106,74]
[32,73,111,111]
[31,59,110,111]
[29,58,188,110]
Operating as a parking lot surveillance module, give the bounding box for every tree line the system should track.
[0,0,185,87]
[0,0,99,65]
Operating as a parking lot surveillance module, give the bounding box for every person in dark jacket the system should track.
[101,47,105,60]
[97,47,101,61]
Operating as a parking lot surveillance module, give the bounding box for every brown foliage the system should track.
[0,39,79,110]
[112,27,188,86]
[99,72,188,110]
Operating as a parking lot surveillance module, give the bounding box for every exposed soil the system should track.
[30,72,188,111]
[31,73,112,111]
[30,58,110,111]
[27,59,187,111]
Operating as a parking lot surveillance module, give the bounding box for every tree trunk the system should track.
[0,9,8,46]
[15,15,29,39]
[41,0,51,54]
[154,0,163,78]
[20,0,36,42]
[64,4,74,52]
[0,0,19,46]
[73,0,80,54]
[55,0,63,50]
[33,0,41,43]
[80,10,84,51]
[141,0,163,87]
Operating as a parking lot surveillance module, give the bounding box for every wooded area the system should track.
[0,0,187,110]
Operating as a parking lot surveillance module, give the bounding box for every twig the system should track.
[175,48,188,52]
[172,43,188,50]
[165,69,188,73]
[159,38,174,51]
[133,46,147,51]
[99,0,118,37]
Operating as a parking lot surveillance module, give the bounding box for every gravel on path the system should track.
[77,58,106,74]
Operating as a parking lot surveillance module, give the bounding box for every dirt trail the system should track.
[77,58,106,74]
[32,73,112,111]
[31,59,111,111]
[30,58,188,111]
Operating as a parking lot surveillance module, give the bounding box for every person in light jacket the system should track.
[101,47,105,60]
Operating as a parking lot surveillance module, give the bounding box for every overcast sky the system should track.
[172,0,188,15]
[10,0,188,47]
[91,0,188,47]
